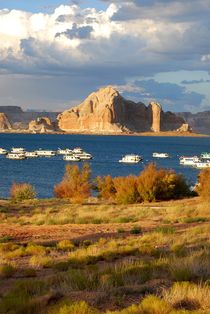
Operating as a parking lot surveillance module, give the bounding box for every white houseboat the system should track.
[6,153,26,160]
[0,148,8,155]
[179,156,200,166]
[153,152,170,158]
[63,155,81,162]
[119,154,142,164]
[36,150,56,157]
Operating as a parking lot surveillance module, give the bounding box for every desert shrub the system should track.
[0,264,16,278]
[57,240,75,251]
[10,182,36,201]
[29,255,52,268]
[197,168,210,200]
[140,295,172,313]
[170,254,210,281]
[137,163,189,202]
[54,163,91,204]
[163,282,210,310]
[49,301,99,314]
[113,175,139,204]
[96,175,116,201]
[25,243,46,256]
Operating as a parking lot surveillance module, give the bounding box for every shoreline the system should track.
[0,130,209,137]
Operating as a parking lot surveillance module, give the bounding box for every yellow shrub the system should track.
[54,163,91,204]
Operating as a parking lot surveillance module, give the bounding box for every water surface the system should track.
[0,134,208,198]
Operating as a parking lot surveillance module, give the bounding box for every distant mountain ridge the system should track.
[0,106,60,130]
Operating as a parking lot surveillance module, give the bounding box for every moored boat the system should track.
[119,154,142,163]
[153,152,169,158]
[57,148,73,155]
[179,156,200,166]
[63,155,81,161]
[0,148,8,155]
[36,150,56,157]
[194,161,210,169]
[6,153,26,160]
[74,152,92,160]
[72,147,83,154]
[11,147,25,154]
[200,152,210,159]
[25,151,38,158]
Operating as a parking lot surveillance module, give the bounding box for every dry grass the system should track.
[0,197,209,313]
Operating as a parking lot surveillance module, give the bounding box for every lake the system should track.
[0,133,209,198]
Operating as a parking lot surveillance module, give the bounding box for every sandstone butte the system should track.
[57,86,189,134]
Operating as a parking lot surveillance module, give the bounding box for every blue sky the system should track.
[0,0,210,112]
[0,0,107,12]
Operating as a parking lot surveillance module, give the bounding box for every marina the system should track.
[0,133,210,198]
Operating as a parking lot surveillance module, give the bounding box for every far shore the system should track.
[0,129,209,137]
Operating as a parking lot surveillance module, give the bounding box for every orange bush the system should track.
[96,175,116,201]
[113,175,139,204]
[137,163,189,202]
[54,163,91,204]
[197,168,210,200]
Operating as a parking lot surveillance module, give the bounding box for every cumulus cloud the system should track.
[0,1,210,111]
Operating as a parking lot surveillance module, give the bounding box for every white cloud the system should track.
[0,1,210,111]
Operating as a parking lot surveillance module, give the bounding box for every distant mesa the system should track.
[57,86,187,134]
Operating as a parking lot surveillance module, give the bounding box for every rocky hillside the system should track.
[58,86,186,133]
[0,113,12,130]
[0,106,59,130]
[178,111,210,134]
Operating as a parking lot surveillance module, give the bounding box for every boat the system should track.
[36,150,56,157]
[11,147,25,154]
[57,148,73,155]
[0,148,8,155]
[6,153,26,160]
[200,152,210,159]
[74,152,92,160]
[119,154,142,163]
[194,161,210,169]
[63,155,81,161]
[153,152,169,158]
[72,147,83,154]
[179,156,200,166]
[25,151,38,158]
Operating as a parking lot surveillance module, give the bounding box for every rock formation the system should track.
[58,86,186,134]
[28,117,56,133]
[0,113,12,130]
[176,123,192,133]
[149,102,161,132]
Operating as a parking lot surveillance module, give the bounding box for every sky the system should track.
[0,0,210,112]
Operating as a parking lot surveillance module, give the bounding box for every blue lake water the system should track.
[0,133,209,198]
